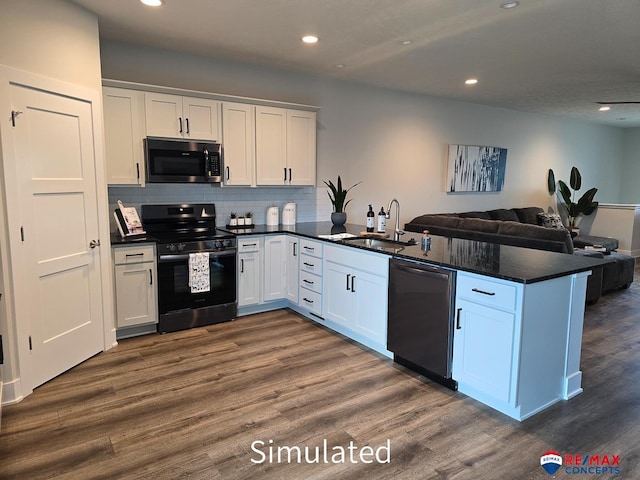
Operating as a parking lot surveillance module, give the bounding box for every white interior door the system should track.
[10,83,103,389]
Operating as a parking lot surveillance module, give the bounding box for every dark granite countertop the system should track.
[222,222,606,284]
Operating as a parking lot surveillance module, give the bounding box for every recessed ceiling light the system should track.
[500,1,520,9]
[465,78,479,85]
[302,35,319,44]
[334,64,346,68]
[599,106,611,111]
[400,40,413,45]
[140,0,164,6]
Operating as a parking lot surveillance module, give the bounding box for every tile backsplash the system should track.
[108,184,333,231]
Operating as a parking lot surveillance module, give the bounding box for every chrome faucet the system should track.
[386,198,404,242]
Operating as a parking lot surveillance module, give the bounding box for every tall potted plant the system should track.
[548,166,598,232]
[324,175,361,226]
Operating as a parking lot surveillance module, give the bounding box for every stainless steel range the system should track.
[141,204,237,333]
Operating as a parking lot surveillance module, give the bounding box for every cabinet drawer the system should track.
[300,253,322,275]
[113,244,155,264]
[299,289,322,316]
[300,239,323,258]
[456,273,518,311]
[238,237,261,253]
[300,271,322,294]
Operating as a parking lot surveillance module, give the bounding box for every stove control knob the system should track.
[177,243,186,251]
[215,240,223,249]
[223,239,232,247]
[167,244,176,252]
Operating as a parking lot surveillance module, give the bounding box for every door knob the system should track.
[89,239,101,249]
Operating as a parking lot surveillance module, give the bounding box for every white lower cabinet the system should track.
[298,239,323,316]
[452,270,584,421]
[453,299,516,404]
[263,235,287,301]
[322,244,389,351]
[113,244,157,329]
[238,237,262,307]
[286,236,300,304]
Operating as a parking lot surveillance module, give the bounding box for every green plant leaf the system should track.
[558,180,572,206]
[547,169,556,195]
[569,166,581,191]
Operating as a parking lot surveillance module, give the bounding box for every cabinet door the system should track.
[183,96,221,141]
[103,87,145,185]
[352,268,388,346]
[256,106,287,185]
[115,262,157,328]
[263,235,287,301]
[222,102,255,186]
[322,260,355,327]
[238,252,261,306]
[286,236,299,304]
[452,299,516,403]
[144,92,183,138]
[287,109,316,186]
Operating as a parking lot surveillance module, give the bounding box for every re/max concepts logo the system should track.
[540,451,621,476]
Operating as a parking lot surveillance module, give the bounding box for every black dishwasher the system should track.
[387,258,457,390]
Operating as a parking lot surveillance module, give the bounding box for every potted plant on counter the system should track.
[229,212,237,227]
[548,166,598,235]
[324,175,361,226]
[245,211,253,226]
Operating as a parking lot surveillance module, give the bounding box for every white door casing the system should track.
[0,67,112,397]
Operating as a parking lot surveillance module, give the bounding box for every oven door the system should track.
[157,249,236,315]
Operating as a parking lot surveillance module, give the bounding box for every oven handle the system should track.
[158,250,236,262]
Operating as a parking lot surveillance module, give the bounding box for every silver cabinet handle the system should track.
[89,239,100,248]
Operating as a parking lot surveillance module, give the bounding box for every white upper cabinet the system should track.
[287,109,316,186]
[222,102,255,186]
[255,106,316,186]
[256,106,288,185]
[103,87,145,185]
[145,92,221,141]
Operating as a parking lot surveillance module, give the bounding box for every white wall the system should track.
[0,0,102,401]
[0,0,102,90]
[101,40,625,228]
[620,128,640,203]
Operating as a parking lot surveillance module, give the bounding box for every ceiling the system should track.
[72,0,640,128]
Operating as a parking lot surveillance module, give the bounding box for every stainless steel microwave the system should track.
[144,138,222,184]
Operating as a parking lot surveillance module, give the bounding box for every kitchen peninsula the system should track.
[229,221,605,421]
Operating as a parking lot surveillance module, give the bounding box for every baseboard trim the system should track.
[1,376,24,406]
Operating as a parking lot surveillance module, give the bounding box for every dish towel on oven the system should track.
[188,252,210,293]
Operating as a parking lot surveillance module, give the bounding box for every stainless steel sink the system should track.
[342,237,408,253]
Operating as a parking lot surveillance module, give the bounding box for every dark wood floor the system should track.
[1,267,639,479]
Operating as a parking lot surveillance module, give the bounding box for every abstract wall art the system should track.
[447,144,507,193]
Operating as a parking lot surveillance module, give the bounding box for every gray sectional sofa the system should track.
[405,207,635,303]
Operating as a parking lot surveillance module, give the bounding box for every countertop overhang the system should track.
[223,222,606,284]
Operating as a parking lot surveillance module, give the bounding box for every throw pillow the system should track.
[537,213,565,229]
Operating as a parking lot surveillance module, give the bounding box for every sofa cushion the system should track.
[458,211,492,220]
[511,207,544,225]
[458,218,500,233]
[487,208,520,222]
[498,221,574,253]
[407,215,460,228]
[537,212,565,229]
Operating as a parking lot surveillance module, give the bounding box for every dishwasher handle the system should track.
[391,261,452,282]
